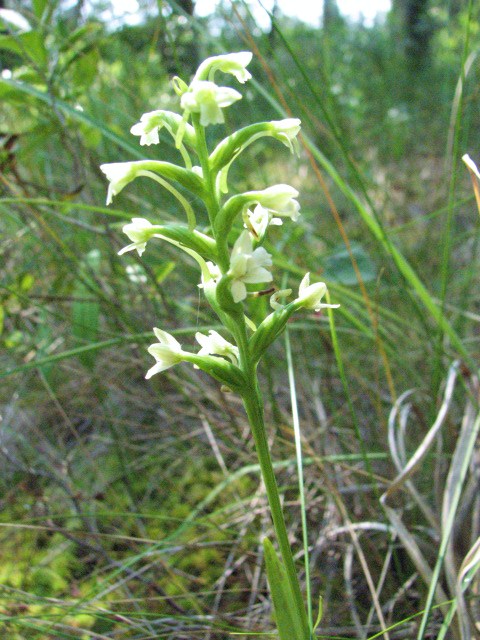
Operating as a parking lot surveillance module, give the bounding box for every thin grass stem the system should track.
[285,326,313,629]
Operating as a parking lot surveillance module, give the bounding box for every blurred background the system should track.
[1,1,480,638]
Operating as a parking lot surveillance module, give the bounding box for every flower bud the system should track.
[172,76,189,96]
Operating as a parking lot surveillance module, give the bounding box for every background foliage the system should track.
[1,0,480,638]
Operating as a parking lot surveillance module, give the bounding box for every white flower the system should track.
[249,184,301,222]
[118,218,155,256]
[194,52,253,84]
[100,161,139,205]
[130,110,169,145]
[228,231,273,303]
[195,330,239,365]
[130,109,192,146]
[244,204,282,240]
[146,328,185,379]
[180,81,242,126]
[270,118,301,153]
[294,273,339,312]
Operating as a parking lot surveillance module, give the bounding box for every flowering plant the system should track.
[101,51,337,640]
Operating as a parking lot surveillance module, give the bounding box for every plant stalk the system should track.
[242,380,309,638]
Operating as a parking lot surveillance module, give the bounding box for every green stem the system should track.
[241,378,309,637]
[192,114,230,272]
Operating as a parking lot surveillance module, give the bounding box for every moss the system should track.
[29,567,68,597]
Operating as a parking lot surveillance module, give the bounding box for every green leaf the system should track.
[323,242,376,285]
[5,329,23,349]
[71,47,99,90]
[32,0,48,19]
[0,32,47,67]
[0,33,23,55]
[20,273,34,292]
[263,538,310,640]
[58,22,103,52]
[77,120,102,149]
[313,595,323,631]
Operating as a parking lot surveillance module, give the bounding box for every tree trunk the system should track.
[394,0,434,71]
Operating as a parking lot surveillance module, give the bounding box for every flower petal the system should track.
[194,52,253,84]
[231,280,247,303]
[152,327,182,349]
